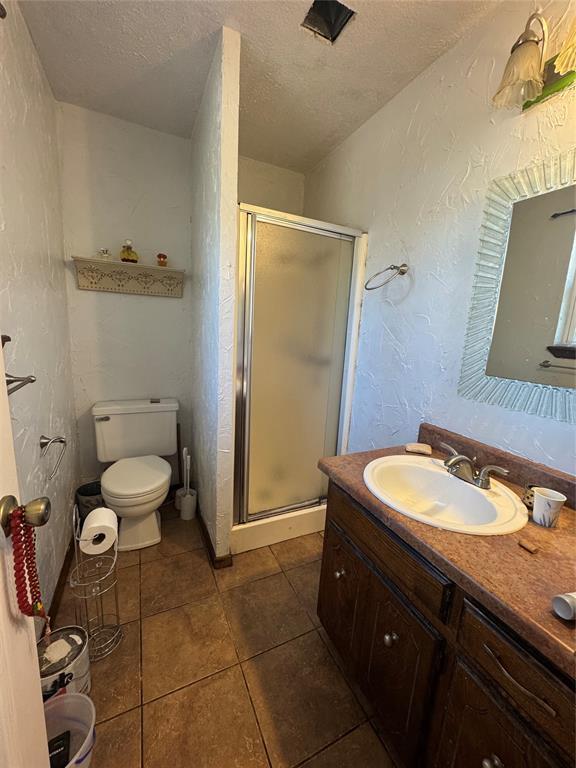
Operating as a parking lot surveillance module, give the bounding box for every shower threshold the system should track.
[247,496,326,523]
[230,501,326,554]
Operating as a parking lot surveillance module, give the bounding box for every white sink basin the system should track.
[363,455,528,536]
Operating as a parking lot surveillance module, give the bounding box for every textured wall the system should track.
[238,156,304,214]
[190,27,240,557]
[0,3,78,607]
[304,1,576,473]
[59,104,192,481]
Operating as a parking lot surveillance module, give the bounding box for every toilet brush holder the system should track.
[180,490,197,521]
[175,487,185,510]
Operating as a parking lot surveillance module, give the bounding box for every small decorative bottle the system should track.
[156,253,168,267]
[119,239,139,263]
[98,248,111,261]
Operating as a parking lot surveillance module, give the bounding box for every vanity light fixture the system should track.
[555,21,576,75]
[493,12,549,109]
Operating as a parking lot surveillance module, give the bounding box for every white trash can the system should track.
[45,693,96,768]
[37,626,91,702]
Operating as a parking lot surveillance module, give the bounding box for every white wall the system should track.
[238,156,304,214]
[0,3,78,606]
[190,27,240,558]
[59,104,192,481]
[304,1,576,473]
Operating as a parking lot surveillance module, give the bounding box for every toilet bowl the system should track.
[101,455,171,551]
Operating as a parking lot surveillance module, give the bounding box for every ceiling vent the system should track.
[301,0,355,44]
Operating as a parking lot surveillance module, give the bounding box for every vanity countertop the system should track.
[319,446,576,680]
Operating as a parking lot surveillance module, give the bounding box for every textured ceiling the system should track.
[20,0,495,170]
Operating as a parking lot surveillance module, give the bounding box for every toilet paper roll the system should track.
[79,507,118,555]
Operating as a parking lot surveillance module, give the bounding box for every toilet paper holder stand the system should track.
[69,505,123,661]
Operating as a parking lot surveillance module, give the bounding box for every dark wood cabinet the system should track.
[360,570,442,767]
[319,482,573,768]
[435,662,558,768]
[317,522,368,670]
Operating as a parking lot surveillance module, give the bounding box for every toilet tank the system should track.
[92,398,179,462]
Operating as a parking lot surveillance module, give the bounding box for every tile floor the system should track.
[54,504,393,768]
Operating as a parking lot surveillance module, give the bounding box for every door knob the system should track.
[383,632,399,648]
[334,568,346,580]
[0,495,51,535]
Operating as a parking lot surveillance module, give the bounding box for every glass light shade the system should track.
[493,40,544,108]
[555,23,576,75]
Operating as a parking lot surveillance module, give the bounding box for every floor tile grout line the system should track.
[237,660,273,768]
[212,587,273,764]
[218,581,244,665]
[140,543,208,568]
[240,628,368,768]
[292,721,371,768]
[215,565,283,594]
[141,659,241,707]
[237,625,316,665]
[239,628,317,668]
[140,577,216,619]
[283,563,318,617]
[214,554,321,595]
[314,627,373,719]
[139,625,319,711]
[138,546,144,768]
[280,553,322,574]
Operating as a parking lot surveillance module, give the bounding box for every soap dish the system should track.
[405,443,432,456]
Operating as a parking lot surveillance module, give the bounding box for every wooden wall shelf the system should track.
[71,256,185,298]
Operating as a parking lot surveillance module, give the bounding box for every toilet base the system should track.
[118,510,161,551]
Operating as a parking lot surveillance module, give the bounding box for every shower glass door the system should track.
[236,211,355,522]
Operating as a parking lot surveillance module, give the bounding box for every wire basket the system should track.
[69,505,123,661]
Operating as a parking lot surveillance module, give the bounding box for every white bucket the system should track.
[45,693,96,767]
[37,626,91,702]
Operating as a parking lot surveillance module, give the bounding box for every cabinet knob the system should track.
[383,632,399,648]
[481,756,504,768]
[334,568,346,580]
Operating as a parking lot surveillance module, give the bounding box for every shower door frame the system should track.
[234,204,367,525]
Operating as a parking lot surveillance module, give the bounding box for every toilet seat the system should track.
[101,455,171,499]
[103,484,169,509]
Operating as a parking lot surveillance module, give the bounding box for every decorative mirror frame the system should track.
[458,149,576,424]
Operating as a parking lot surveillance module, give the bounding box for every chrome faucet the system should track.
[439,443,509,490]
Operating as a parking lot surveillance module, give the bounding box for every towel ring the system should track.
[364,263,409,291]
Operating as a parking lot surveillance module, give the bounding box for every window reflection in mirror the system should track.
[486,185,576,388]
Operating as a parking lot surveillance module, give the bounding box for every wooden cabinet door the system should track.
[360,570,443,767]
[317,522,369,670]
[435,662,559,768]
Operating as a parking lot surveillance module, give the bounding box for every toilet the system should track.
[92,398,179,551]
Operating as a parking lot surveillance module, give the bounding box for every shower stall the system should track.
[234,205,366,526]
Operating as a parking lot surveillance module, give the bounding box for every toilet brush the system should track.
[175,447,188,510]
[180,453,196,521]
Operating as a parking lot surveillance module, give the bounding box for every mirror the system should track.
[486,185,575,388]
[459,151,576,423]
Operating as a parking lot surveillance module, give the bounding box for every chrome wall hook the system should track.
[40,435,67,480]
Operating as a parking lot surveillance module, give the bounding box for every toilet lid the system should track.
[101,456,172,498]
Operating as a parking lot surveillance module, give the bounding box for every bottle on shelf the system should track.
[119,239,139,263]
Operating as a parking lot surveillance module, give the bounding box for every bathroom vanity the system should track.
[318,425,575,768]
